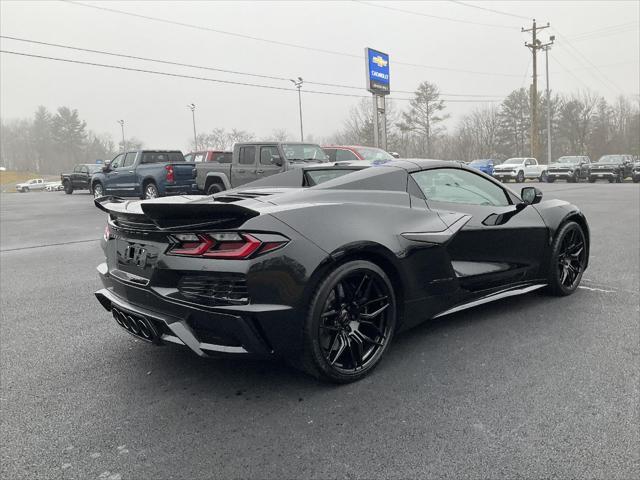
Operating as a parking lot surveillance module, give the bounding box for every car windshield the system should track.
[353,147,394,161]
[597,155,623,163]
[503,158,525,164]
[87,165,102,173]
[282,144,328,162]
[470,160,491,166]
[305,168,358,186]
[554,157,581,164]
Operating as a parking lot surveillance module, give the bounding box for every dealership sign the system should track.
[365,47,390,95]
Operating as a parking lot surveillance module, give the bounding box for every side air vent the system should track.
[178,274,249,305]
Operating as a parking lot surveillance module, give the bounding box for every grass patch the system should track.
[0,171,59,193]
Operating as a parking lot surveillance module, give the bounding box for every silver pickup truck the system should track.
[195,142,329,194]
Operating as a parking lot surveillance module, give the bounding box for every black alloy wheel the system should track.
[540,171,548,183]
[546,221,587,296]
[300,260,396,383]
[516,171,525,183]
[63,181,73,194]
[616,172,624,183]
[207,183,224,195]
[589,176,596,183]
[608,176,616,183]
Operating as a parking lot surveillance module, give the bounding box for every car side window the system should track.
[73,165,81,173]
[184,153,193,162]
[194,153,206,163]
[260,146,281,165]
[336,149,358,161]
[80,166,88,174]
[239,146,256,165]
[411,168,510,207]
[110,154,124,169]
[122,152,137,168]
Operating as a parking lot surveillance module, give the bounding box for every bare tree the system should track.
[401,81,449,157]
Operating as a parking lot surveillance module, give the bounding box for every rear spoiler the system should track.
[94,196,260,230]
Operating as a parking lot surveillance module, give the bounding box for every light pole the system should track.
[117,119,126,152]
[187,103,197,151]
[290,77,304,141]
[543,35,555,165]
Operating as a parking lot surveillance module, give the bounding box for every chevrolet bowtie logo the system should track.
[372,55,388,68]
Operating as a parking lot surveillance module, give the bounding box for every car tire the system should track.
[608,176,616,183]
[92,182,104,198]
[143,182,159,199]
[206,182,224,195]
[547,177,556,183]
[616,172,623,183]
[63,181,73,194]
[588,177,596,183]
[540,171,548,183]
[545,221,587,297]
[633,176,640,183]
[516,171,525,183]
[298,260,397,383]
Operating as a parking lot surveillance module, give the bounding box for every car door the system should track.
[233,146,257,186]
[411,167,548,291]
[524,158,538,178]
[117,151,139,195]
[258,145,284,178]
[78,165,90,189]
[104,154,124,195]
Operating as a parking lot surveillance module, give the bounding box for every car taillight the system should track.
[104,223,112,241]
[165,165,175,183]
[167,232,288,259]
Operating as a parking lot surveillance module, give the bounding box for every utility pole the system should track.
[522,19,550,160]
[187,103,197,151]
[543,35,555,164]
[117,119,126,152]
[290,77,304,141]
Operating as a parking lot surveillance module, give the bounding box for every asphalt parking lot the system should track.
[1,182,638,479]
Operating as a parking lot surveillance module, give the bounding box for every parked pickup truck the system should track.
[493,157,548,183]
[16,178,46,192]
[589,154,634,183]
[547,156,591,183]
[184,150,232,163]
[60,163,103,194]
[91,150,197,199]
[196,142,329,194]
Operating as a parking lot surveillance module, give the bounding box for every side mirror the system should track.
[270,156,283,167]
[102,165,110,172]
[521,186,543,205]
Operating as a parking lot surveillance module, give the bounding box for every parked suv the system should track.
[493,157,548,182]
[589,155,634,183]
[196,142,328,194]
[547,156,591,183]
[91,150,197,199]
[60,163,103,194]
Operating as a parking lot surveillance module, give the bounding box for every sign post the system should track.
[365,48,390,150]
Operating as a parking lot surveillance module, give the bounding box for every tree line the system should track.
[0,106,142,174]
[2,85,638,174]
[330,81,640,162]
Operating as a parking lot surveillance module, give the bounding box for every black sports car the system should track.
[94,160,590,383]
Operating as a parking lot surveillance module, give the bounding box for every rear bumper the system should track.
[95,263,300,357]
[163,183,199,195]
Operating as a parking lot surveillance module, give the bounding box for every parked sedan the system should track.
[94,160,589,383]
[322,145,394,162]
[468,159,495,176]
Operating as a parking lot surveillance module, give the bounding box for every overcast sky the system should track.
[1,1,638,151]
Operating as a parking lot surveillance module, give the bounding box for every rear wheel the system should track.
[540,171,548,183]
[616,172,624,183]
[143,182,159,199]
[206,182,224,195]
[608,176,616,183]
[516,171,525,183]
[588,177,596,183]
[63,180,73,194]
[546,221,587,296]
[299,260,396,383]
[547,177,556,183]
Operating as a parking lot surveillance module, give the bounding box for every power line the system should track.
[354,0,516,29]
[0,35,507,98]
[552,29,625,95]
[448,0,531,20]
[568,21,639,40]
[548,51,592,92]
[61,0,522,78]
[0,49,501,103]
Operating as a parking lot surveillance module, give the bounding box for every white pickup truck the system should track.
[493,157,548,183]
[15,178,47,192]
